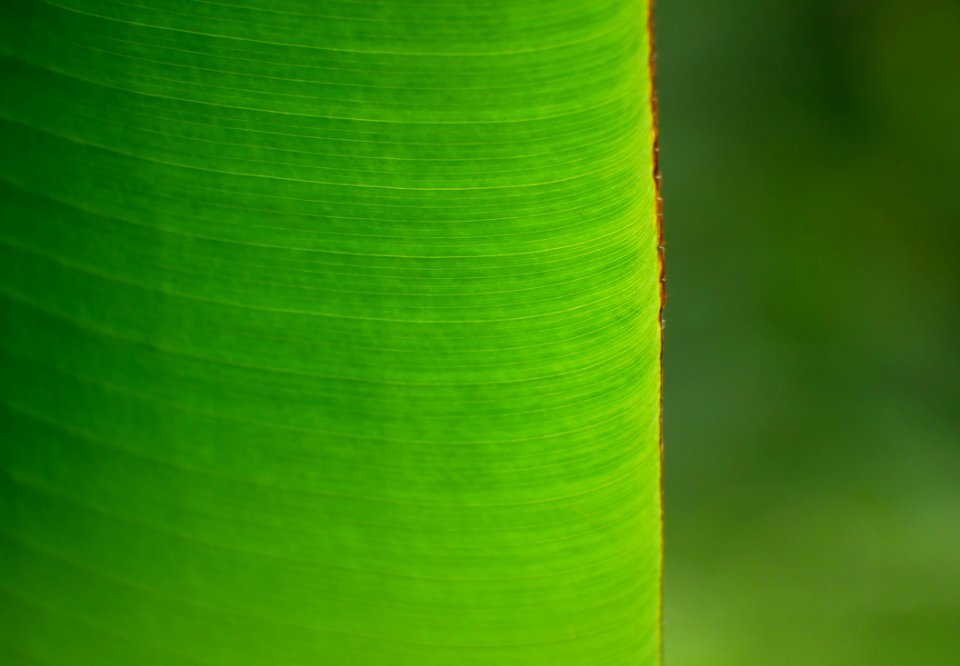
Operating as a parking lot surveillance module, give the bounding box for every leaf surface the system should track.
[0,1,662,663]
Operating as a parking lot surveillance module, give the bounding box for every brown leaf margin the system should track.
[646,0,666,663]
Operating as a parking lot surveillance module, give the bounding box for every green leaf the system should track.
[0,1,662,664]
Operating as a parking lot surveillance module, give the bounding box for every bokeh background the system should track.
[656,1,960,664]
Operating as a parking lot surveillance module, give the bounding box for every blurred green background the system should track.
[657,1,960,664]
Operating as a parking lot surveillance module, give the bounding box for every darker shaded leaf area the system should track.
[659,0,960,664]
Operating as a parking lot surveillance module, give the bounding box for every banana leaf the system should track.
[0,1,663,663]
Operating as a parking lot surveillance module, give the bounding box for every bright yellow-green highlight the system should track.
[0,1,662,663]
